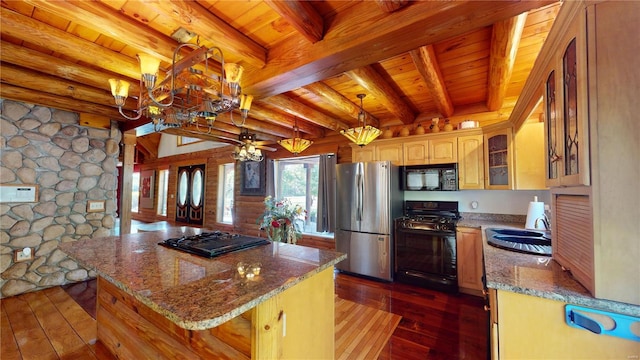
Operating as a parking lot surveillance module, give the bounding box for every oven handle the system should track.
[396,227,456,237]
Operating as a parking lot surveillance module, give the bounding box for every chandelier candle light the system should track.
[340,94,381,146]
[278,118,313,155]
[108,44,253,133]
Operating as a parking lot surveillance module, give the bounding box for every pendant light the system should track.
[278,118,313,155]
[340,94,381,146]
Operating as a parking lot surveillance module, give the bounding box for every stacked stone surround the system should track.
[0,99,121,298]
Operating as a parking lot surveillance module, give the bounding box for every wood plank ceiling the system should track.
[0,0,560,153]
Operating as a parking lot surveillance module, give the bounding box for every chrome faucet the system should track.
[535,215,550,230]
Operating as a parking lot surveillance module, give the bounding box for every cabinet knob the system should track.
[484,305,490,312]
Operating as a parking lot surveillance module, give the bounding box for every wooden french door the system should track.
[175,164,205,225]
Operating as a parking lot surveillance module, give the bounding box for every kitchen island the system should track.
[58,227,346,359]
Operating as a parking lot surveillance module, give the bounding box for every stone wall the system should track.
[0,99,120,298]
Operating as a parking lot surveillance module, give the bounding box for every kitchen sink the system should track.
[485,228,552,256]
[490,228,547,238]
[492,235,550,246]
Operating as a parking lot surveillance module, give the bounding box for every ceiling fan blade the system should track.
[255,144,278,152]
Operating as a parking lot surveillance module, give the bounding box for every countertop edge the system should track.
[475,221,640,317]
[59,231,347,331]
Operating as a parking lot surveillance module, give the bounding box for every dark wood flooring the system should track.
[334,273,488,360]
[60,272,488,359]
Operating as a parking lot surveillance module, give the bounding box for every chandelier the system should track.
[278,118,313,155]
[233,129,263,162]
[340,94,381,146]
[108,43,253,133]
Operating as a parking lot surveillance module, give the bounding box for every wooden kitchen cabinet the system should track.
[539,1,640,305]
[352,145,375,162]
[456,227,483,295]
[376,142,403,165]
[514,122,546,190]
[429,138,457,164]
[543,8,590,188]
[483,128,513,189]
[351,134,458,166]
[403,140,428,165]
[457,134,484,190]
[403,137,457,165]
[490,289,639,359]
[350,141,402,165]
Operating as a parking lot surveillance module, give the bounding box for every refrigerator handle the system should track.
[356,173,362,221]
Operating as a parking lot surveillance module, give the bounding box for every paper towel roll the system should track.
[525,198,546,230]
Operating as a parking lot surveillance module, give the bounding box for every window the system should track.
[131,172,140,213]
[156,169,169,216]
[274,155,335,236]
[218,163,235,223]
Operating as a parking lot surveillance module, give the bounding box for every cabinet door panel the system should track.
[429,138,457,164]
[497,290,637,359]
[484,129,513,190]
[456,228,483,294]
[403,140,428,165]
[353,147,375,162]
[458,135,484,190]
[376,143,403,165]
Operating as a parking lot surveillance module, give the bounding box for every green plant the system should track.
[257,196,306,244]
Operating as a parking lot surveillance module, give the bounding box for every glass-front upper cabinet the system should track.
[543,14,590,187]
[484,128,513,190]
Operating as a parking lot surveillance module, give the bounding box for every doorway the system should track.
[176,164,205,225]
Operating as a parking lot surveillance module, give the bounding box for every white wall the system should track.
[404,189,550,215]
[157,134,227,157]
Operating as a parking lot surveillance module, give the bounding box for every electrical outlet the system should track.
[14,247,34,262]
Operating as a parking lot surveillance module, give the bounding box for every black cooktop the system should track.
[158,231,270,258]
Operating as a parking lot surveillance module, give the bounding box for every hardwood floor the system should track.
[2,273,488,359]
[335,273,488,360]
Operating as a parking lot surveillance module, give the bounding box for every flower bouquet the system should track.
[257,196,306,244]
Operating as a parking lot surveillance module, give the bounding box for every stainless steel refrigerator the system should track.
[335,161,403,281]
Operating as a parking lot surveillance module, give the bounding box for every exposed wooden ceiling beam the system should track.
[245,0,556,98]
[0,83,122,119]
[267,94,350,131]
[141,1,267,68]
[487,13,528,111]
[214,114,292,140]
[248,103,325,138]
[375,0,411,13]
[265,0,324,43]
[303,82,379,127]
[0,63,137,110]
[347,66,415,125]
[21,0,178,63]
[135,133,160,161]
[410,45,454,118]
[1,7,140,80]
[0,41,141,96]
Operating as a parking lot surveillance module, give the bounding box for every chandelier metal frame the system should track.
[108,43,253,134]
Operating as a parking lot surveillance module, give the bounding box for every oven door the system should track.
[394,226,458,292]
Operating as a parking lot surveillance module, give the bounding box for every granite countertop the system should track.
[58,227,347,330]
[458,216,640,317]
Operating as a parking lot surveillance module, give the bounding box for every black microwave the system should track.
[401,163,458,191]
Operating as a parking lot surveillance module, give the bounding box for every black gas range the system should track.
[394,201,461,293]
[158,231,270,258]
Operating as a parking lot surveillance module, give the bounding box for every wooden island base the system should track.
[96,267,335,359]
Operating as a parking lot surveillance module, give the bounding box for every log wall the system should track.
[133,132,353,247]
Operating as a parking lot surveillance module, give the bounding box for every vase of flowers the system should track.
[257,196,306,244]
